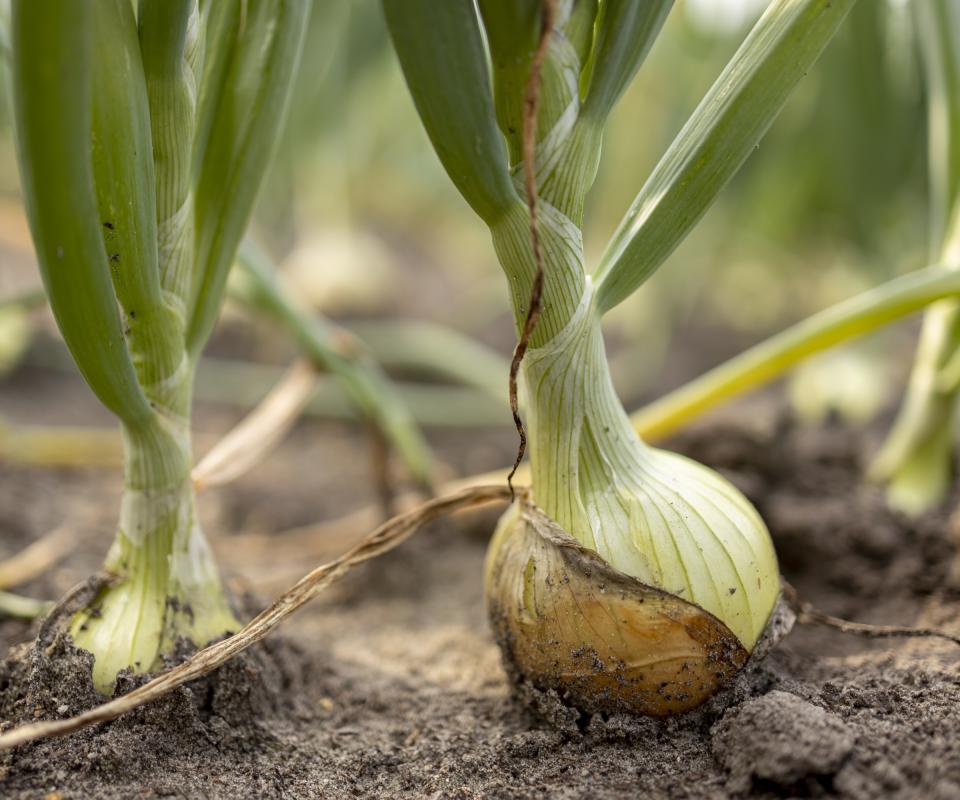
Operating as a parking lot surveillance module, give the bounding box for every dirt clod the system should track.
[712,690,854,793]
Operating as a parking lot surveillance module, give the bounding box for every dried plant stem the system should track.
[0,485,511,751]
[192,359,317,491]
[507,0,557,496]
[0,524,75,590]
[368,423,398,518]
[220,465,522,572]
[0,592,51,621]
[786,584,960,647]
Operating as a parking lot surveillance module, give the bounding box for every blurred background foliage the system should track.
[0,0,930,427]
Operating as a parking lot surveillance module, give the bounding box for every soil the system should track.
[0,394,959,798]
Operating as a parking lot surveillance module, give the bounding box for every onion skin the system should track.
[485,498,754,717]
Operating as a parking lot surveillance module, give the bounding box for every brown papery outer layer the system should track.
[484,498,750,717]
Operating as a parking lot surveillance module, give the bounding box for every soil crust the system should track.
[1,412,959,798]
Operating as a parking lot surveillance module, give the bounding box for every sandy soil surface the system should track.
[0,389,958,799]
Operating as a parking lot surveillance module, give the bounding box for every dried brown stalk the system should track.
[368,422,397,518]
[784,583,960,647]
[0,485,511,750]
[0,523,75,590]
[507,0,558,496]
[192,359,317,491]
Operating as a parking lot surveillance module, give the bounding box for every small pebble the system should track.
[56,705,68,716]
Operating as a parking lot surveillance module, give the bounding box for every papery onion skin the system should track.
[485,498,755,717]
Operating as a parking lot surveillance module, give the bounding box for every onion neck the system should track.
[71,373,237,694]
[520,279,780,650]
[523,278,651,550]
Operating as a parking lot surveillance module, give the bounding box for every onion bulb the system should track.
[484,282,782,716]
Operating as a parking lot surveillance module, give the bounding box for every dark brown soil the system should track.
[0,407,959,799]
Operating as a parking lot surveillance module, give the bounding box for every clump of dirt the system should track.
[0,634,324,798]
[712,690,855,794]
[0,411,958,798]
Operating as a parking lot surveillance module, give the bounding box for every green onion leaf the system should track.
[476,0,541,166]
[187,0,310,359]
[91,0,162,316]
[138,0,202,307]
[593,0,855,314]
[11,0,153,425]
[580,0,673,124]
[91,0,185,392]
[633,263,960,441]
[382,0,521,224]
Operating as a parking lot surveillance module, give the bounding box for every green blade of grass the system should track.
[11,0,153,426]
[594,0,856,314]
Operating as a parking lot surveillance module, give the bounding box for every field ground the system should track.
[0,365,957,798]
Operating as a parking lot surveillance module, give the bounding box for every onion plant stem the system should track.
[232,241,433,487]
[868,0,960,514]
[632,264,960,440]
[0,590,51,620]
[346,320,508,401]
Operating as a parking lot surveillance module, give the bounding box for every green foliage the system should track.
[871,0,960,515]
[10,0,312,690]
[233,241,433,487]
[91,0,183,392]
[635,263,960,440]
[11,0,153,425]
[189,0,311,357]
[137,0,200,308]
[594,0,857,313]
[580,0,673,124]
[476,0,541,165]
[382,0,520,224]
[13,0,311,416]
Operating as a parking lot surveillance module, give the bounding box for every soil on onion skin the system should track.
[0,410,959,799]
